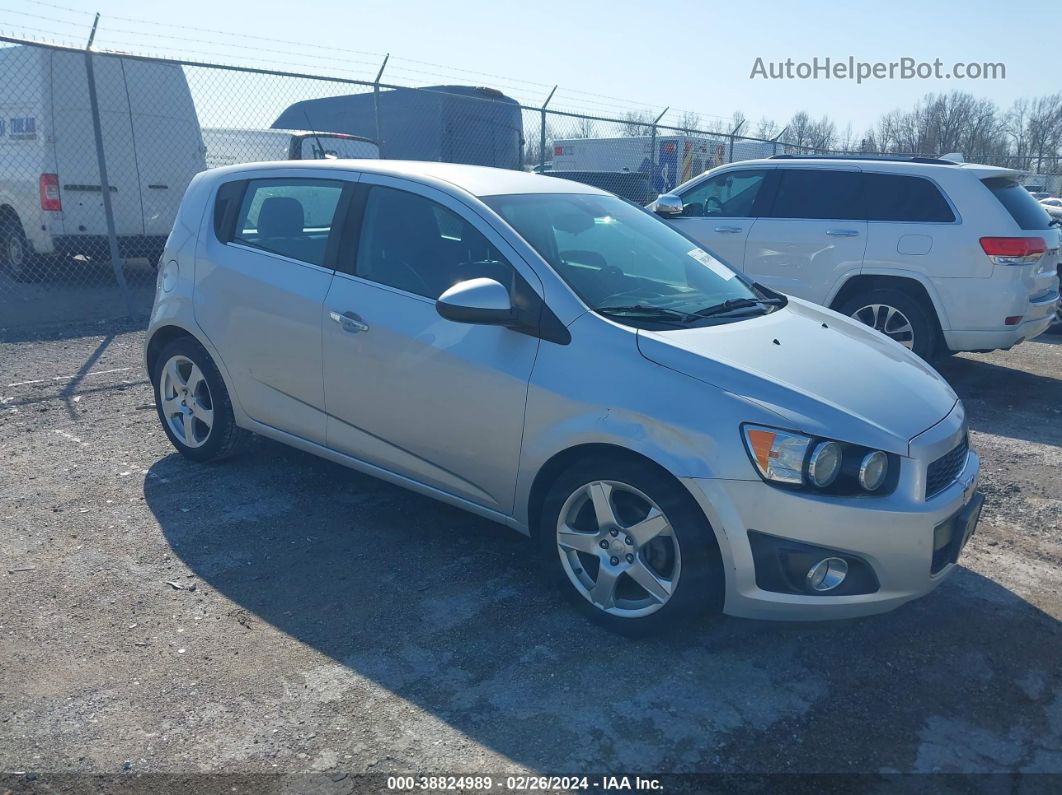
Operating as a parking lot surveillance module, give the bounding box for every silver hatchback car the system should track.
[147,160,981,633]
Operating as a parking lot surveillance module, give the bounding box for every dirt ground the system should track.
[1,318,1060,783]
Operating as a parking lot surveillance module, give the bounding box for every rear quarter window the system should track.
[982,177,1053,230]
[862,173,955,222]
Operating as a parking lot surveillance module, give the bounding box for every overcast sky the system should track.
[10,0,1059,133]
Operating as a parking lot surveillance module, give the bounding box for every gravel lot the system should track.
[1,319,1060,781]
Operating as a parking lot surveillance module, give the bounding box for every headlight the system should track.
[742,425,892,494]
[807,441,843,488]
[859,450,889,492]
[744,427,809,484]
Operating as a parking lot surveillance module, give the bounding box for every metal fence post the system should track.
[540,85,557,171]
[372,54,389,153]
[84,14,133,317]
[771,126,788,156]
[728,119,746,164]
[648,107,668,191]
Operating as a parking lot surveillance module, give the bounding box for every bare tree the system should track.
[677,110,702,135]
[573,115,597,139]
[755,117,779,140]
[621,110,654,136]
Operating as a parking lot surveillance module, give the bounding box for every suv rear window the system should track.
[862,173,955,222]
[982,177,1053,230]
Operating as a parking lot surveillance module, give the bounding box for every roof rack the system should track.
[768,154,959,165]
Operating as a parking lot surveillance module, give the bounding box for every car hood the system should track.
[636,298,958,454]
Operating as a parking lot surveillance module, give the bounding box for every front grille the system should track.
[925,435,969,499]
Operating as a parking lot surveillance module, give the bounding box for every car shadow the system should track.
[146,439,1062,772]
[935,353,1062,448]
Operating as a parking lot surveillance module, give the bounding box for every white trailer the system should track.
[550,135,780,194]
[0,45,206,277]
[202,128,379,169]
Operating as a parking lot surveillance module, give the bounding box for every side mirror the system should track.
[652,193,684,217]
[436,278,514,326]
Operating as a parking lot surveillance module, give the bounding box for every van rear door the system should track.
[124,59,205,239]
[50,50,143,242]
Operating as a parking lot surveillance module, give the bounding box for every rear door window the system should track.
[862,173,955,222]
[768,169,863,220]
[233,178,345,267]
[982,177,1054,230]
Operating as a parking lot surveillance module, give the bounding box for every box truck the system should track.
[0,45,206,278]
[201,128,379,169]
[550,135,780,193]
[272,85,524,170]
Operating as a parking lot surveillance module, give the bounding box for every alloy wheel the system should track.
[158,354,214,448]
[851,303,915,349]
[556,480,681,618]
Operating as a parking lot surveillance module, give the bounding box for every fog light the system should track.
[806,557,848,592]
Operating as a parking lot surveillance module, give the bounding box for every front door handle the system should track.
[329,310,369,333]
[714,225,744,234]
[826,228,860,237]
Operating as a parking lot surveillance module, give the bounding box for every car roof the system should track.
[204,159,609,198]
[726,157,1020,179]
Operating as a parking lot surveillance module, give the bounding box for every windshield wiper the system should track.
[693,297,785,318]
[596,304,697,325]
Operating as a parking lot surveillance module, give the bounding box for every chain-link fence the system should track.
[1,34,1060,332]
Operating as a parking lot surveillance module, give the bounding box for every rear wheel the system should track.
[153,337,249,462]
[539,456,723,635]
[839,288,938,359]
[0,216,33,281]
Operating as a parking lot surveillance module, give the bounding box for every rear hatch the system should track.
[49,50,144,240]
[123,59,206,238]
[981,175,1061,312]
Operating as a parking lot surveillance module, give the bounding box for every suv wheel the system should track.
[153,337,249,462]
[539,457,723,634]
[839,288,937,359]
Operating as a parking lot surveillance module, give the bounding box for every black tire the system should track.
[0,215,34,282]
[1046,307,1062,335]
[838,288,938,360]
[152,336,249,462]
[538,455,724,635]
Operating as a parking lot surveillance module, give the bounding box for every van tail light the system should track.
[979,236,1046,265]
[39,174,61,211]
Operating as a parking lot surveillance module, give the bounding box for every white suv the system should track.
[652,156,1061,358]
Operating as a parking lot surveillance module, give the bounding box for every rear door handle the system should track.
[329,310,369,333]
[826,229,860,237]
[714,225,744,234]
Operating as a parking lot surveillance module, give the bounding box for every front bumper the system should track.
[681,409,980,621]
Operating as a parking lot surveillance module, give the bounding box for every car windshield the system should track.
[484,193,775,326]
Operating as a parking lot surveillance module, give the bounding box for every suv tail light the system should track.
[979,236,1046,265]
[39,173,61,211]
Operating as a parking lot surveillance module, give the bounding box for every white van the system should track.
[0,45,206,278]
[201,128,379,169]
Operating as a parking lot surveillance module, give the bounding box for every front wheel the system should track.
[839,288,938,360]
[153,337,248,462]
[539,457,723,634]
